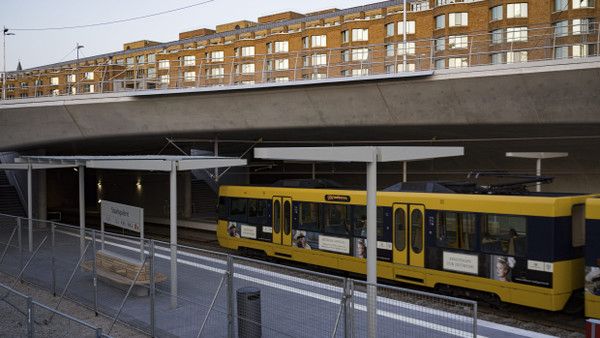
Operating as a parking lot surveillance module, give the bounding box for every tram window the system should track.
[353,206,384,238]
[572,204,585,247]
[411,209,424,254]
[436,212,476,251]
[218,197,228,220]
[354,206,367,237]
[273,200,281,233]
[248,199,268,225]
[230,198,247,222]
[299,202,321,231]
[325,204,350,235]
[481,214,527,256]
[284,200,291,235]
[394,208,406,251]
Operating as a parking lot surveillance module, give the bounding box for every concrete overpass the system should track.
[1,57,600,193]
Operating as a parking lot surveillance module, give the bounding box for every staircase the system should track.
[191,179,218,219]
[0,171,26,217]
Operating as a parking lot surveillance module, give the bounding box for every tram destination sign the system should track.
[325,195,351,202]
[101,200,144,233]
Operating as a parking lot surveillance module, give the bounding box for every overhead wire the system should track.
[9,0,215,31]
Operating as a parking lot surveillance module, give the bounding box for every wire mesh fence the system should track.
[0,213,478,337]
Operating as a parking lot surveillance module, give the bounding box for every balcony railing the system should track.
[2,21,599,101]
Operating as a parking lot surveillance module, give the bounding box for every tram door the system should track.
[392,204,425,268]
[272,197,293,246]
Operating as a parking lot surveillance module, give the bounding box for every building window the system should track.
[83,84,95,93]
[555,46,569,59]
[67,74,76,83]
[490,5,503,21]
[275,77,289,83]
[352,28,369,41]
[160,75,169,84]
[311,35,327,48]
[351,48,369,61]
[35,79,43,86]
[148,68,156,78]
[210,67,224,78]
[274,59,289,70]
[448,35,468,49]
[136,55,145,64]
[311,73,326,80]
[398,42,416,55]
[36,91,43,97]
[312,54,327,66]
[449,57,468,68]
[183,71,196,82]
[555,0,568,11]
[83,72,94,80]
[116,59,125,65]
[412,1,429,11]
[266,42,272,53]
[50,77,59,85]
[435,15,446,29]
[211,51,224,62]
[20,82,27,88]
[573,18,594,35]
[147,53,156,63]
[341,30,349,43]
[398,21,416,35]
[126,57,134,65]
[241,46,254,57]
[507,51,528,63]
[573,0,594,8]
[398,63,416,72]
[491,53,503,65]
[386,44,395,57]
[554,20,569,37]
[241,63,255,73]
[351,69,368,77]
[274,41,289,53]
[183,55,195,66]
[435,59,445,69]
[241,80,255,85]
[507,3,528,18]
[51,89,60,96]
[342,50,350,62]
[386,64,395,73]
[386,23,395,37]
[449,13,468,27]
[435,37,446,51]
[492,29,503,44]
[573,44,594,58]
[506,27,528,42]
[302,37,309,49]
[158,60,170,69]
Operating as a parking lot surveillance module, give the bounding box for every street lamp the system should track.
[2,26,15,101]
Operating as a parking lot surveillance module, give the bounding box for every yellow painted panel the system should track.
[586,294,600,319]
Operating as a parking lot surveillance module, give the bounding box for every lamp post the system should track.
[2,26,15,100]
[76,43,84,94]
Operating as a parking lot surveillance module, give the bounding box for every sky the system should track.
[0,0,374,71]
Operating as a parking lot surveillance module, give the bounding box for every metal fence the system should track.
[2,20,600,100]
[0,213,477,337]
[0,281,107,337]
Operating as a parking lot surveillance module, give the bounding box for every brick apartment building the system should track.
[1,0,599,99]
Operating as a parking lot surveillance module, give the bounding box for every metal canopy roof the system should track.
[254,146,465,162]
[12,155,247,171]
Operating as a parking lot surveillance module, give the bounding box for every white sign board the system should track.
[101,200,144,233]
[443,252,479,275]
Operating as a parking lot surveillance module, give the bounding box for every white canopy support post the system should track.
[170,160,178,309]
[214,137,219,182]
[366,148,378,338]
[403,161,407,183]
[79,165,85,259]
[27,164,32,252]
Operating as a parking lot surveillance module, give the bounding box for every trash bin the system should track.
[237,287,261,338]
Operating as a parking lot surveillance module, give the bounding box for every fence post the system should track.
[51,222,56,296]
[227,255,234,338]
[17,218,22,272]
[150,240,156,337]
[92,231,98,316]
[27,296,34,338]
[345,278,354,338]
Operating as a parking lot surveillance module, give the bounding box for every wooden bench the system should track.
[81,250,167,287]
